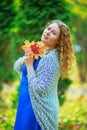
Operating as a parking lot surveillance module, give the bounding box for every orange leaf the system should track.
[21,40,49,59]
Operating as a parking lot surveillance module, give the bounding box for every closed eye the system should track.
[47,27,51,30]
[52,31,56,35]
[47,27,57,35]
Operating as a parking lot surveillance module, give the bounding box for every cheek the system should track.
[50,34,58,41]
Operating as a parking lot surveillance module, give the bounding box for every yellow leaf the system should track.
[21,40,49,59]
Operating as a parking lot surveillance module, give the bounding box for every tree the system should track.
[0,0,72,83]
[66,0,87,81]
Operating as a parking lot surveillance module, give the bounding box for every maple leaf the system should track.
[30,43,40,54]
[21,40,31,51]
[21,40,49,59]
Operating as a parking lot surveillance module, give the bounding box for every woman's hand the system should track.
[20,56,26,66]
[24,50,35,67]
[24,55,34,67]
[24,52,35,74]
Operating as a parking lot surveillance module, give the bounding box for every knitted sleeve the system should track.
[27,55,58,94]
[13,56,25,78]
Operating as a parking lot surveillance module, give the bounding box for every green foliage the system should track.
[11,85,19,109]
[58,77,73,105]
[59,96,87,130]
[66,0,87,81]
[0,0,72,83]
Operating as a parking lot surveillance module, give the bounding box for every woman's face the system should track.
[41,22,60,49]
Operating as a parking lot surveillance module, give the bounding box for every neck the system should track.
[41,41,56,52]
[45,47,57,54]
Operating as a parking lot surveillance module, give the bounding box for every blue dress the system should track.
[14,56,42,130]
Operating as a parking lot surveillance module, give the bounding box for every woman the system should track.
[13,20,74,130]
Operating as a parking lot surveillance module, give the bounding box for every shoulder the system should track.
[37,49,59,70]
[45,49,58,61]
[44,49,59,66]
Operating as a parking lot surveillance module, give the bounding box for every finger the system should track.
[25,51,30,56]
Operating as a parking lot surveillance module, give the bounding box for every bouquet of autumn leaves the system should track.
[21,40,49,59]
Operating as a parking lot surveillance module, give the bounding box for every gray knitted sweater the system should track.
[14,48,60,130]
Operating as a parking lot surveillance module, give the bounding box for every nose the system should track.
[46,30,50,35]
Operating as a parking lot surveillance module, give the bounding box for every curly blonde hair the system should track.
[46,20,75,79]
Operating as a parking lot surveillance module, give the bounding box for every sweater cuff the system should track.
[27,70,36,79]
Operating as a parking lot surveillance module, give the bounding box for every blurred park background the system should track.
[0,0,87,130]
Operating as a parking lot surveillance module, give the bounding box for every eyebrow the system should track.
[47,26,58,32]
